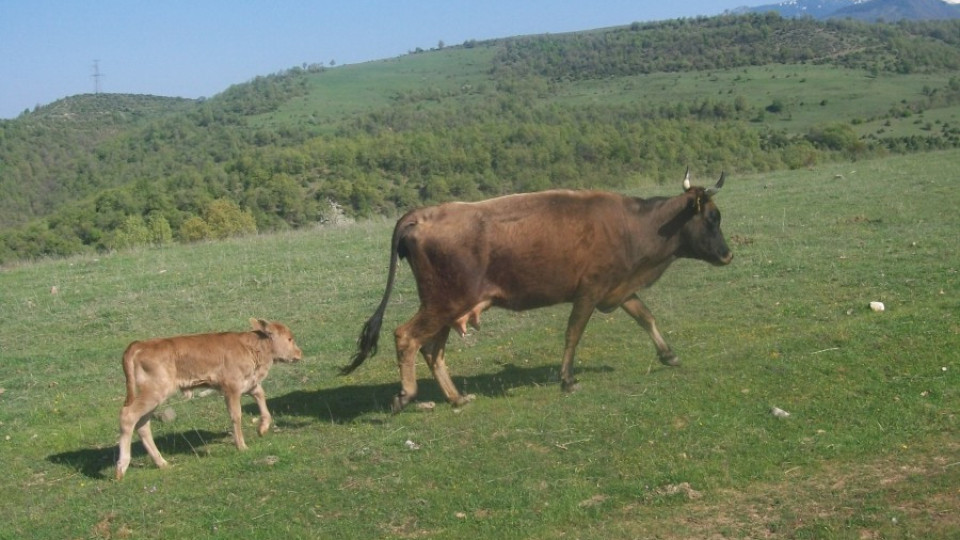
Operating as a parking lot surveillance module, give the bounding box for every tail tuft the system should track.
[340,314,383,375]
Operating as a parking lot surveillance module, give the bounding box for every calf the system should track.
[116,318,302,480]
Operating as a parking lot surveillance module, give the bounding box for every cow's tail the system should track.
[341,217,408,375]
[121,344,141,406]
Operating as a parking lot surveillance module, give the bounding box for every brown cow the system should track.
[116,319,302,480]
[344,170,732,412]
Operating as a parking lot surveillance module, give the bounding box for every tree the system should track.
[112,215,150,250]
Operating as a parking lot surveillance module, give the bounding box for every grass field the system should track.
[261,45,498,130]
[557,63,959,135]
[1,151,957,538]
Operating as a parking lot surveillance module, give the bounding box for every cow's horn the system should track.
[682,167,691,190]
[705,171,725,196]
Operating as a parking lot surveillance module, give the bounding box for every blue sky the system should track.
[0,1,768,119]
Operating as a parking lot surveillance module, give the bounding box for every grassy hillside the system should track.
[0,94,195,227]
[2,15,960,263]
[0,150,957,538]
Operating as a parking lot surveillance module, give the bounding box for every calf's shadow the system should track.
[47,429,229,480]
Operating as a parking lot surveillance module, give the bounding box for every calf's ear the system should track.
[249,318,271,333]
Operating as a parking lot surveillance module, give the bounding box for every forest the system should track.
[2,13,960,263]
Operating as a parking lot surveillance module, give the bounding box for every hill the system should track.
[0,94,195,227]
[2,14,960,263]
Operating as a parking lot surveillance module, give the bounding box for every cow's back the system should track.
[401,190,637,310]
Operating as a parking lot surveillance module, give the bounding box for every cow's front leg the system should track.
[249,384,272,436]
[560,299,597,392]
[422,327,475,407]
[224,390,248,450]
[620,295,679,366]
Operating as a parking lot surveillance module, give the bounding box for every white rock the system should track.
[869,301,885,312]
[771,407,790,418]
[415,401,436,411]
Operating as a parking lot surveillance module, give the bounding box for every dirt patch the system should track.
[606,439,960,539]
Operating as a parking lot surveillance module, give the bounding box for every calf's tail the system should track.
[341,217,409,375]
[121,344,141,406]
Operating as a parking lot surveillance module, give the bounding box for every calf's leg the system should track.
[117,389,169,480]
[223,390,248,450]
[620,294,678,366]
[248,384,272,436]
[137,418,168,469]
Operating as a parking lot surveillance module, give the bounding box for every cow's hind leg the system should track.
[620,294,679,366]
[393,310,446,413]
[422,327,474,408]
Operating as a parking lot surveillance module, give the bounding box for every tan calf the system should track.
[116,318,302,480]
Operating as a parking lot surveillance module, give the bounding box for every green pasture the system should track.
[0,151,957,538]
[558,63,958,135]
[262,45,497,128]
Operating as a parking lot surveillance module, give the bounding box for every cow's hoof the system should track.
[391,394,410,414]
[659,353,680,367]
[561,380,581,393]
[452,394,476,408]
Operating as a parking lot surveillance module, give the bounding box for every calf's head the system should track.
[250,318,303,363]
[676,170,733,266]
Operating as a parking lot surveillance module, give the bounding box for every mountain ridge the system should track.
[737,0,960,20]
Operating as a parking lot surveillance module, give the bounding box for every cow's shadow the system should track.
[260,362,613,424]
[47,363,612,479]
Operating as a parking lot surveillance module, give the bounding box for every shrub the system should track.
[179,216,210,243]
[205,199,257,240]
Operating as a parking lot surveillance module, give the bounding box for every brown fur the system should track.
[346,172,732,412]
[116,318,302,480]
